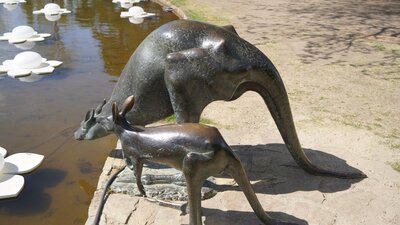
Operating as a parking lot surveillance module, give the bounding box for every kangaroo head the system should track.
[111,95,135,130]
[74,99,110,140]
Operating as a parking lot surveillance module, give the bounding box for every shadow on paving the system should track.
[203,208,308,225]
[213,144,364,195]
[241,0,399,78]
[285,0,400,65]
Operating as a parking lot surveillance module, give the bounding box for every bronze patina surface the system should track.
[76,20,366,179]
[100,96,300,225]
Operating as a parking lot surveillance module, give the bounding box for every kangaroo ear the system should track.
[84,109,94,122]
[112,102,118,122]
[121,95,135,117]
[95,99,107,115]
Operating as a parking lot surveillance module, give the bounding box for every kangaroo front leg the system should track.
[133,159,146,196]
[164,50,217,124]
[164,77,202,123]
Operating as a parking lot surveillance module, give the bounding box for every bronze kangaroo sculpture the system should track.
[75,19,366,179]
[99,95,300,225]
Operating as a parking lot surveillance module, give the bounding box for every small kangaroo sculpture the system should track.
[76,19,366,179]
[99,96,299,225]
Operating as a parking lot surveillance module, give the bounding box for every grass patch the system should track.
[388,161,400,173]
[168,0,229,24]
[163,114,177,123]
[169,0,187,6]
[366,40,400,52]
[186,9,206,21]
[162,114,218,125]
[199,117,216,125]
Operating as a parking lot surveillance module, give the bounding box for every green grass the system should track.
[366,40,400,52]
[162,114,217,125]
[170,0,186,6]
[389,161,400,173]
[186,9,207,21]
[163,114,177,123]
[168,0,229,24]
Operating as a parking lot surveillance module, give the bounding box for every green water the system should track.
[0,1,177,224]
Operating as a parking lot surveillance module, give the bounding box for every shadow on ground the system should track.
[213,144,365,195]
[203,208,308,225]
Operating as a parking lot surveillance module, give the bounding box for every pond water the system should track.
[0,1,177,224]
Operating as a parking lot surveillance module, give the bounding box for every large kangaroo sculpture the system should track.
[99,95,299,225]
[75,19,366,179]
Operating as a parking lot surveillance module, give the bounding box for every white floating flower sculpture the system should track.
[0,0,26,11]
[0,146,44,199]
[33,3,71,21]
[120,6,155,24]
[112,0,141,9]
[0,51,63,79]
[0,25,51,44]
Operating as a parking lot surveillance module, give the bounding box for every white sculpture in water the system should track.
[0,25,51,44]
[0,0,25,11]
[33,3,71,21]
[0,51,63,79]
[0,146,44,199]
[120,6,155,24]
[112,0,141,9]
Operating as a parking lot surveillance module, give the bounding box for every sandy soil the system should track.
[87,1,400,224]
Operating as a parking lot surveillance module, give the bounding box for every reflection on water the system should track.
[0,1,177,224]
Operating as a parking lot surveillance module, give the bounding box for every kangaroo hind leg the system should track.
[226,157,301,225]
[133,158,146,196]
[182,151,223,225]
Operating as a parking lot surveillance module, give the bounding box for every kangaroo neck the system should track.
[115,124,142,139]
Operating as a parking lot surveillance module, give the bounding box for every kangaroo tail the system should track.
[232,64,366,179]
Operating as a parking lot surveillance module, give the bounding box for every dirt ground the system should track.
[87,1,400,224]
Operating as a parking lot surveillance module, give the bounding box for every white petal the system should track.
[0,36,9,40]
[0,65,10,73]
[3,60,13,66]
[129,17,144,24]
[136,13,155,18]
[112,0,119,3]
[2,153,44,174]
[46,60,62,67]
[7,69,32,78]
[62,10,71,14]
[39,33,51,38]
[27,37,45,42]
[33,10,43,14]
[0,146,6,157]
[0,174,24,199]
[3,32,12,37]
[8,38,27,44]
[41,58,47,63]
[31,66,54,74]
[120,12,131,18]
